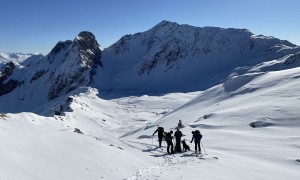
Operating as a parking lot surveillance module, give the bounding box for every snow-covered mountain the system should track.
[1,21,300,180]
[98,20,300,91]
[1,64,300,179]
[0,31,103,112]
[2,21,299,114]
[0,52,43,65]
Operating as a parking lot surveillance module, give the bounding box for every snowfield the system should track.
[1,21,300,179]
[1,67,300,180]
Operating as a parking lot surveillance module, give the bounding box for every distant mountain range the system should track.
[1,20,299,113]
[0,52,43,65]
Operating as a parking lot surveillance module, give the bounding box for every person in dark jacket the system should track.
[174,128,182,152]
[190,130,202,153]
[166,130,174,154]
[153,127,164,148]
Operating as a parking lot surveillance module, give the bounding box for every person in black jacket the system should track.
[174,128,182,152]
[190,130,202,153]
[166,130,174,154]
[153,127,164,148]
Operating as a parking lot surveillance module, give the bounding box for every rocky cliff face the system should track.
[0,62,20,96]
[48,31,103,99]
[0,31,104,112]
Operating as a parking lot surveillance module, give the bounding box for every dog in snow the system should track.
[182,139,190,152]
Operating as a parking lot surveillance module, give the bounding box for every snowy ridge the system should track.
[122,67,300,179]
[0,31,103,112]
[98,20,300,92]
[1,66,300,179]
[1,21,300,180]
[48,31,103,100]
[1,21,300,113]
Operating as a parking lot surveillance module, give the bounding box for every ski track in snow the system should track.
[123,139,209,180]
[126,152,211,180]
[1,67,300,179]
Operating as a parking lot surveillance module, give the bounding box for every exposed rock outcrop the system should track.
[0,62,19,96]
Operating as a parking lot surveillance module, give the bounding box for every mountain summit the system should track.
[48,31,103,99]
[99,20,299,91]
[1,21,300,180]
[0,22,300,113]
[0,31,103,112]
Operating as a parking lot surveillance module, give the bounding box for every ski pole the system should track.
[201,141,207,155]
[152,136,153,146]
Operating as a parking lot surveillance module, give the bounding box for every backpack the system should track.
[159,127,164,132]
[158,127,164,136]
[162,132,167,141]
[194,133,202,142]
[193,130,202,141]
[165,132,173,141]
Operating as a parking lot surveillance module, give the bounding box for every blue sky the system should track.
[1,0,299,54]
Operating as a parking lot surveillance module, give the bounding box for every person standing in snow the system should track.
[190,130,202,153]
[174,128,182,152]
[166,130,174,154]
[153,127,164,148]
[178,120,184,128]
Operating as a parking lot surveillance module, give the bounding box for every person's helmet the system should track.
[179,120,182,123]
[170,130,173,134]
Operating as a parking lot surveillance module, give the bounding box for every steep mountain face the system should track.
[0,31,103,112]
[47,31,103,99]
[99,21,300,91]
[1,21,300,113]
[0,62,20,96]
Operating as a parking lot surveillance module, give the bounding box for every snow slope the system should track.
[124,67,300,180]
[0,88,199,180]
[1,21,300,180]
[1,66,300,179]
[0,113,147,180]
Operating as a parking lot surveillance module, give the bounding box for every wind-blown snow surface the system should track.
[124,67,300,180]
[0,88,198,180]
[1,67,300,179]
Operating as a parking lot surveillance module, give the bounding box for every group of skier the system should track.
[152,120,203,154]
